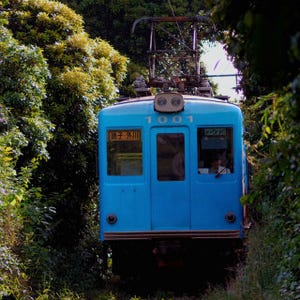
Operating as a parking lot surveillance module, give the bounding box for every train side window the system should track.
[107,129,142,175]
[157,133,185,181]
[197,127,233,174]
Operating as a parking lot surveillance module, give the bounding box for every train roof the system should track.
[112,94,236,106]
[99,95,243,119]
[100,94,242,114]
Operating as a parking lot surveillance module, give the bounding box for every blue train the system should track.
[98,90,248,276]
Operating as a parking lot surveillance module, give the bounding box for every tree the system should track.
[1,0,128,294]
[204,1,300,298]
[61,0,210,63]
[205,0,300,99]
[0,24,53,298]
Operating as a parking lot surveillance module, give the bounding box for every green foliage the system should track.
[0,26,54,161]
[202,227,281,300]
[0,142,28,298]
[0,246,29,299]
[203,1,300,299]
[60,0,219,97]
[7,0,84,46]
[0,24,54,298]
[1,0,128,296]
[243,93,300,299]
[4,0,128,103]
[206,0,300,99]
[61,0,214,65]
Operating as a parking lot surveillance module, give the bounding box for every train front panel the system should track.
[98,94,246,243]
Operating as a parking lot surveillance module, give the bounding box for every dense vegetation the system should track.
[202,1,300,299]
[0,0,128,298]
[0,0,299,299]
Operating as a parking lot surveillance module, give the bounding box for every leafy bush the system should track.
[237,89,299,300]
[0,25,53,298]
[1,0,128,296]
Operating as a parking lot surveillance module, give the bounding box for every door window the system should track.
[157,133,185,181]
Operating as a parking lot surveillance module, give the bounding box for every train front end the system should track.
[98,92,248,275]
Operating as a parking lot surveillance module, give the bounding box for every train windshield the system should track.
[157,133,185,181]
[107,129,142,175]
[197,127,233,174]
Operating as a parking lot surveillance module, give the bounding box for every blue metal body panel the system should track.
[98,96,246,241]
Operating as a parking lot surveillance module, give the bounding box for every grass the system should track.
[201,225,282,300]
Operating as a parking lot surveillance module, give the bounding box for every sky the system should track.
[201,42,243,101]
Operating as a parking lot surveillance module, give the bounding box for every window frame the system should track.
[197,126,234,175]
[156,133,185,181]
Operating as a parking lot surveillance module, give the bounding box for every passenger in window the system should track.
[209,156,230,174]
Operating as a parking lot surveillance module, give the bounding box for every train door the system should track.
[151,127,190,230]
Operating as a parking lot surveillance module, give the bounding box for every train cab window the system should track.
[157,133,185,181]
[197,127,233,174]
[107,129,142,175]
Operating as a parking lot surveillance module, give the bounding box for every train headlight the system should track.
[154,92,184,112]
[107,214,117,224]
[171,96,181,107]
[157,96,167,106]
[225,211,236,223]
